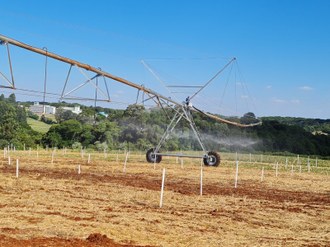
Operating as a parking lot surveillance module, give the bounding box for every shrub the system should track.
[72,141,82,150]
[27,111,39,120]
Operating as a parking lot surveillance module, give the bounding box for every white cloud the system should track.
[272,98,287,104]
[299,86,313,91]
[272,98,301,105]
[291,99,300,104]
[266,85,272,89]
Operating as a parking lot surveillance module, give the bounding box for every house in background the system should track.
[61,105,82,115]
[29,103,82,116]
[29,102,56,115]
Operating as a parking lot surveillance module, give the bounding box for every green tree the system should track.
[80,125,95,147]
[0,101,19,140]
[42,119,82,148]
[123,104,147,126]
[55,108,77,123]
[42,128,62,148]
[77,107,95,124]
[7,93,16,103]
[240,112,258,124]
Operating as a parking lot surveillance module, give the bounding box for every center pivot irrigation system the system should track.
[0,34,261,167]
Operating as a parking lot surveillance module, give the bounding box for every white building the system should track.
[29,102,56,115]
[61,105,82,115]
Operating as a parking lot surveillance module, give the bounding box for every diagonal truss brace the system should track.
[0,40,15,89]
[154,103,208,156]
[60,65,111,102]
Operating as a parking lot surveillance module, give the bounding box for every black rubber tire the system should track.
[203,151,220,167]
[146,148,162,163]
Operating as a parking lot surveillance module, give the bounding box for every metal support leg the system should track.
[182,106,208,155]
[154,112,183,153]
[147,104,220,166]
[154,105,207,155]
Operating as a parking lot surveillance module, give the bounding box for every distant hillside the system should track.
[261,117,330,135]
[3,94,330,157]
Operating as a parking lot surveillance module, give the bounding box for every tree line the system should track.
[1,94,330,157]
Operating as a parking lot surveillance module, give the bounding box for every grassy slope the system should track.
[27,117,52,133]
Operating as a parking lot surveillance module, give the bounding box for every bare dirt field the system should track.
[0,150,329,246]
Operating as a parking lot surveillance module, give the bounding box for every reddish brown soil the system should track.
[0,233,152,247]
[1,166,328,206]
[0,164,329,246]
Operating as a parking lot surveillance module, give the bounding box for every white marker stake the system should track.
[307,156,310,172]
[160,168,166,208]
[16,159,19,178]
[234,160,239,188]
[275,162,279,177]
[285,158,288,169]
[153,155,156,170]
[78,165,81,175]
[261,167,264,182]
[87,154,91,164]
[8,156,11,165]
[200,165,203,196]
[123,152,129,173]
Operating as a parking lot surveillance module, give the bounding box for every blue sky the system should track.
[0,0,329,119]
